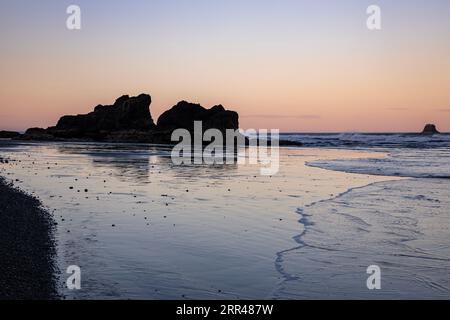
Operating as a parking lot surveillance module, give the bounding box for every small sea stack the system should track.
[421,124,440,135]
[0,131,21,139]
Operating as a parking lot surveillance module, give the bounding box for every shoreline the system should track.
[273,177,450,299]
[0,173,59,300]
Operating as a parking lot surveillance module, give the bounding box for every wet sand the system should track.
[2,139,449,299]
[0,171,58,300]
[0,142,392,299]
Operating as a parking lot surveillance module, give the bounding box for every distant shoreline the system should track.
[0,172,59,300]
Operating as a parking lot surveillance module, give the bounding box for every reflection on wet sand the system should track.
[56,143,241,183]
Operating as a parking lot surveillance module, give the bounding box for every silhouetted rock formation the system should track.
[0,131,21,139]
[45,94,155,139]
[18,94,242,144]
[422,124,440,135]
[22,128,54,140]
[157,101,239,132]
[278,140,303,147]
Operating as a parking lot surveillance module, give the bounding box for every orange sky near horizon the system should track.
[1,0,449,133]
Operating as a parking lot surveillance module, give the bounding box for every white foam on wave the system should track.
[280,133,450,149]
[307,149,450,179]
[274,178,450,299]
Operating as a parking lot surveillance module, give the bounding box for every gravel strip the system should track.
[0,175,59,300]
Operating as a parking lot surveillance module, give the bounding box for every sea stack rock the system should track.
[22,128,54,140]
[47,94,155,139]
[422,124,440,135]
[157,101,239,132]
[20,93,243,144]
[0,131,21,139]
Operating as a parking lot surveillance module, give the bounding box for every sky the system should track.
[1,0,449,132]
